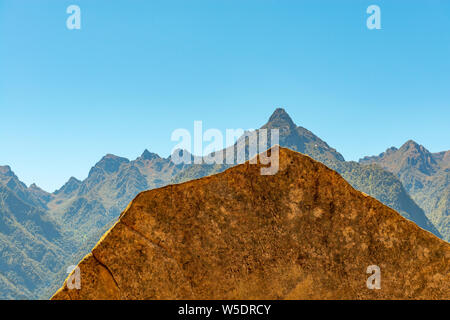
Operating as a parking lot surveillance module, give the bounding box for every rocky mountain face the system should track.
[0,109,445,299]
[360,141,450,241]
[46,151,191,247]
[261,108,345,164]
[0,166,70,299]
[52,148,449,300]
[38,150,193,297]
[172,109,440,238]
[0,151,191,299]
[0,166,52,211]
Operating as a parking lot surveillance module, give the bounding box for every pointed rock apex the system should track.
[140,149,160,161]
[28,183,51,195]
[266,108,296,128]
[67,176,81,184]
[92,154,130,175]
[64,176,80,187]
[386,146,398,153]
[399,140,433,157]
[102,154,128,160]
[54,176,81,195]
[52,147,450,300]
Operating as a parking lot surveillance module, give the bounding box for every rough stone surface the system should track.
[52,147,449,300]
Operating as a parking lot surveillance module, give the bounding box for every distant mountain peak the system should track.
[139,149,160,161]
[52,147,450,300]
[399,140,435,161]
[361,139,439,177]
[270,107,289,117]
[386,146,398,153]
[266,108,296,128]
[28,183,52,199]
[54,176,81,196]
[0,165,12,175]
[257,108,345,163]
[102,154,126,160]
[401,140,421,150]
[29,183,40,190]
[91,154,130,175]
[68,176,81,183]
[0,166,20,185]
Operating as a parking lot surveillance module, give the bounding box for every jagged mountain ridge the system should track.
[261,108,345,164]
[360,141,450,241]
[0,166,52,211]
[46,151,193,247]
[0,167,70,299]
[0,145,200,298]
[172,109,440,238]
[0,153,192,299]
[0,108,444,299]
[52,147,449,300]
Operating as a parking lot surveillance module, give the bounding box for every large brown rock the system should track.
[52,147,449,300]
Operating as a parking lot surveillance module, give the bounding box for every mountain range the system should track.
[172,109,441,238]
[360,141,449,241]
[52,147,450,300]
[0,108,448,299]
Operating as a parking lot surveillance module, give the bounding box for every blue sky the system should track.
[0,0,449,192]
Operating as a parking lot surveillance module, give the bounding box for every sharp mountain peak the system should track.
[0,165,13,176]
[29,183,42,190]
[139,149,161,161]
[266,108,296,128]
[52,147,450,300]
[67,176,81,183]
[400,139,424,151]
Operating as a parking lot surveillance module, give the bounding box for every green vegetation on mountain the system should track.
[173,109,441,238]
[0,108,445,299]
[360,141,449,241]
[0,168,71,299]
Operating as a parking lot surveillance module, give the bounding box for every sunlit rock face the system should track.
[53,148,449,300]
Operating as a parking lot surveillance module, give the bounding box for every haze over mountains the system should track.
[52,148,450,300]
[0,108,448,299]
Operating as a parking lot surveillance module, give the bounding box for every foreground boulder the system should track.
[52,147,449,300]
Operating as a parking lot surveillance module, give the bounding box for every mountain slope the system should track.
[0,166,52,211]
[360,141,449,241]
[261,108,345,164]
[0,148,194,299]
[0,109,443,299]
[0,167,70,299]
[172,109,440,238]
[46,152,191,248]
[52,147,449,300]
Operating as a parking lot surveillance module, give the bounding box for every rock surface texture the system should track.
[52,147,449,300]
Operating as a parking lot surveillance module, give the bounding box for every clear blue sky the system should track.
[1,0,449,192]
